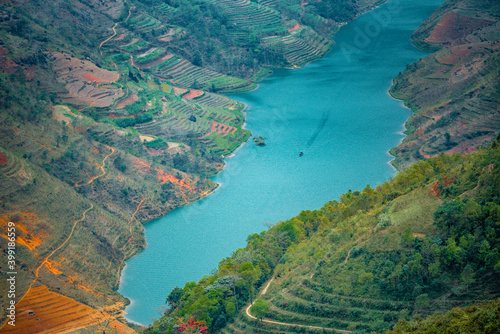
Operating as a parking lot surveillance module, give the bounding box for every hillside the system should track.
[148,136,500,333]
[390,0,500,170]
[0,0,388,332]
[148,134,500,333]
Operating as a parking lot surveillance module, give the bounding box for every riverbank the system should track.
[118,0,444,326]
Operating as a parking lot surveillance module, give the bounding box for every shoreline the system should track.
[117,1,410,327]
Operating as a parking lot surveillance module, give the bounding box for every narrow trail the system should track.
[31,203,94,287]
[245,278,351,333]
[32,144,113,284]
[99,23,118,55]
[75,146,115,187]
[343,248,353,264]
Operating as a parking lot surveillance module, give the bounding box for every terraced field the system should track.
[210,0,288,36]
[263,27,333,67]
[0,285,134,334]
[127,13,164,33]
[148,56,257,93]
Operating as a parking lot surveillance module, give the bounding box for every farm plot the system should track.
[0,285,134,334]
[263,27,332,67]
[134,47,165,66]
[425,11,493,45]
[209,0,288,36]
[0,149,33,196]
[50,52,124,108]
[127,13,163,33]
[192,91,242,110]
[149,57,255,92]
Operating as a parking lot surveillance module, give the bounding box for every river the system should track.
[119,0,443,325]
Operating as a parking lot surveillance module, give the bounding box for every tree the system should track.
[460,264,475,293]
[251,298,269,321]
[175,317,208,334]
[166,286,184,309]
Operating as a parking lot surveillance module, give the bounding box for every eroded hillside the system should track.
[390,0,500,170]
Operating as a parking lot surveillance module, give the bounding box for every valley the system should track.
[0,0,498,333]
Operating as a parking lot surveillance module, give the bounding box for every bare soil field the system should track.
[425,11,492,45]
[50,52,124,108]
[0,285,135,334]
[116,93,139,109]
[183,89,204,100]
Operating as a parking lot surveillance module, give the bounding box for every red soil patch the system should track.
[0,152,7,165]
[159,36,174,42]
[200,121,237,138]
[155,168,193,190]
[131,157,193,190]
[116,93,139,109]
[289,23,301,32]
[183,89,204,100]
[82,73,102,82]
[172,86,188,96]
[429,175,455,197]
[425,11,493,45]
[0,213,47,250]
[115,33,126,40]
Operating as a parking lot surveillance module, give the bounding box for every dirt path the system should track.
[32,203,93,285]
[343,248,352,264]
[99,23,118,55]
[75,146,115,187]
[245,278,351,333]
[35,144,113,282]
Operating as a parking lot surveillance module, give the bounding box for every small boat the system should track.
[299,152,303,157]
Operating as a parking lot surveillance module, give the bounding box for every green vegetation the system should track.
[388,298,500,334]
[146,138,500,333]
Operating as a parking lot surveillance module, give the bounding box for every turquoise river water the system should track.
[119,0,443,325]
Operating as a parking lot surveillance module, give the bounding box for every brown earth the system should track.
[425,11,493,45]
[0,152,7,165]
[0,214,46,250]
[0,285,134,334]
[183,89,204,100]
[116,93,139,109]
[390,2,500,170]
[50,52,124,108]
[172,86,188,96]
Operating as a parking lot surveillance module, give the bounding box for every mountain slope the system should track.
[390,0,500,170]
[0,0,388,331]
[148,136,500,333]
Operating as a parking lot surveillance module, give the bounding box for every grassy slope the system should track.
[389,0,500,170]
